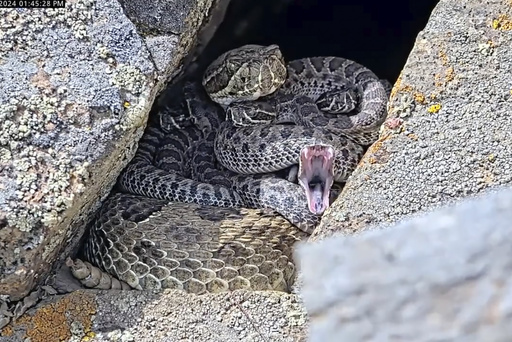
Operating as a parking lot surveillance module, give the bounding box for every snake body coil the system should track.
[74,45,388,293]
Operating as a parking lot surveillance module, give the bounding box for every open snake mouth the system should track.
[298,145,335,215]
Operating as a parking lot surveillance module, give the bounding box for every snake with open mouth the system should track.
[70,44,388,294]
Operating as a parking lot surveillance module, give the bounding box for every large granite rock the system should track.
[298,187,512,341]
[316,0,512,239]
[0,0,226,302]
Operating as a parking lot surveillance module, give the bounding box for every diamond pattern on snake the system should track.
[70,44,389,294]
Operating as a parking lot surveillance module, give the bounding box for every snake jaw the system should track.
[298,145,335,215]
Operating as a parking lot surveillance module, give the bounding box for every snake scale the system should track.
[71,45,388,294]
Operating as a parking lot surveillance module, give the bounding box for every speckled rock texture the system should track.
[0,0,221,301]
[119,0,232,77]
[298,187,512,341]
[0,289,307,341]
[315,0,512,239]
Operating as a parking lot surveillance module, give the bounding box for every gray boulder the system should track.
[298,187,512,341]
[316,0,512,239]
[0,0,225,302]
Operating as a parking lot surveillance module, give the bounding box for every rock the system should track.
[0,0,222,302]
[297,187,512,341]
[118,0,232,78]
[0,290,307,341]
[316,0,512,239]
[298,0,512,338]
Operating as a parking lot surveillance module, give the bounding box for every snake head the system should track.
[202,44,287,106]
[298,145,335,215]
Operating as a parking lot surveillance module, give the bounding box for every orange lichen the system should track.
[389,75,414,101]
[413,92,426,104]
[445,67,455,83]
[438,50,449,66]
[431,47,456,88]
[9,291,97,342]
[492,14,512,30]
[389,76,402,100]
[397,84,413,94]
[407,133,419,141]
[366,135,392,165]
[368,139,384,154]
[434,75,442,87]
[0,325,14,336]
[434,66,455,87]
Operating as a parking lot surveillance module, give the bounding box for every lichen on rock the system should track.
[0,1,158,301]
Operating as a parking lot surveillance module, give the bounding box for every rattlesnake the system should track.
[71,45,388,293]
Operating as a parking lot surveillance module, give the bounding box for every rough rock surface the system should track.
[298,187,512,341]
[0,0,221,302]
[0,1,154,301]
[0,289,307,341]
[119,0,232,78]
[315,0,512,239]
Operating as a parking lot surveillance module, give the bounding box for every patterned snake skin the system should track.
[72,45,388,293]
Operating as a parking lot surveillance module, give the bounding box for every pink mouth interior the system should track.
[298,146,335,215]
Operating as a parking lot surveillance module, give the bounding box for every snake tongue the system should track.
[298,145,335,215]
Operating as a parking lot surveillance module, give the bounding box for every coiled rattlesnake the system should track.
[70,45,388,293]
